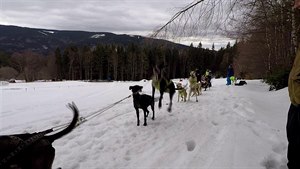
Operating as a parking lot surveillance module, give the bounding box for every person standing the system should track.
[226,64,234,85]
[287,1,300,168]
[205,69,212,87]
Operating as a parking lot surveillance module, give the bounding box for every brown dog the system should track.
[0,103,79,169]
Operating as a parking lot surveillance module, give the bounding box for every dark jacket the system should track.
[227,66,234,77]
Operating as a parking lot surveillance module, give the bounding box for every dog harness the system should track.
[0,129,53,167]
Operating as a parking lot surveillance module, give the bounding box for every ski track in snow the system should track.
[0,79,289,169]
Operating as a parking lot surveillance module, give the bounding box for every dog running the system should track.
[151,64,175,112]
[129,85,154,126]
[0,103,79,169]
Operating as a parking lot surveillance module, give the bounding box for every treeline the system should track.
[0,42,237,82]
[233,0,300,88]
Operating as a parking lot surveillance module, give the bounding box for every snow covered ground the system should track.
[0,78,290,169]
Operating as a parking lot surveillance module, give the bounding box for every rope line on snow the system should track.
[51,80,151,132]
[51,94,132,132]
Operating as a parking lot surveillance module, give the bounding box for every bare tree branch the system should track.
[151,0,205,38]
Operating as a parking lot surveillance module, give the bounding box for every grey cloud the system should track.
[0,0,232,48]
[1,0,178,33]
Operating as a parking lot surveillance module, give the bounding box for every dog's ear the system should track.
[129,86,132,90]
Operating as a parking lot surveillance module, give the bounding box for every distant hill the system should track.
[0,25,186,54]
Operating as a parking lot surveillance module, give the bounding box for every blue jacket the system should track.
[227,67,234,77]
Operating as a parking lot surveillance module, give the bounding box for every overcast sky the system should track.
[0,0,234,49]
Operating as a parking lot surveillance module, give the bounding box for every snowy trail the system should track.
[0,79,289,169]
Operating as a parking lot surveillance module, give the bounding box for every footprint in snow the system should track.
[186,140,196,151]
[211,120,219,126]
[233,103,239,108]
[124,150,131,161]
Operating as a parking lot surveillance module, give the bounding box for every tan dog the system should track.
[176,82,187,102]
[188,71,202,102]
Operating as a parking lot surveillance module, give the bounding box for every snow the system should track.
[43,30,55,34]
[0,79,290,169]
[42,45,48,49]
[0,81,9,86]
[38,31,48,36]
[38,30,55,36]
[90,34,106,38]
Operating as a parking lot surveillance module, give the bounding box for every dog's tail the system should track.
[46,102,79,143]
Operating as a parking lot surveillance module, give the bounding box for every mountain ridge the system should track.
[0,24,186,54]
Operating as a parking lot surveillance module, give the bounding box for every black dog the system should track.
[235,80,247,86]
[129,85,154,126]
[0,103,79,169]
[151,65,175,112]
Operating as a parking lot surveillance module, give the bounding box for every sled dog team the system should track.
[128,67,212,126]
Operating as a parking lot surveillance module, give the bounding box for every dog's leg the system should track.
[159,78,169,109]
[143,109,147,126]
[167,92,173,112]
[135,108,140,126]
[199,85,202,95]
[158,80,166,109]
[145,109,149,117]
[151,85,156,107]
[158,90,163,109]
[178,92,180,102]
[188,88,192,101]
[151,100,155,120]
[167,83,175,112]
